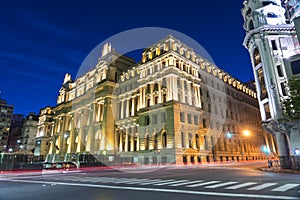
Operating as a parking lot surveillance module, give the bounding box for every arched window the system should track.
[162,132,167,148]
[195,134,200,149]
[188,133,193,148]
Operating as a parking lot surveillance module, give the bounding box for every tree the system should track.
[282,77,300,121]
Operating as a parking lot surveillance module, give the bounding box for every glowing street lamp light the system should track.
[243,130,251,137]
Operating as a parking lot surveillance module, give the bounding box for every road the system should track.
[0,161,299,200]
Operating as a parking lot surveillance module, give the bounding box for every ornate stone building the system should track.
[21,113,38,153]
[242,0,300,169]
[36,36,273,165]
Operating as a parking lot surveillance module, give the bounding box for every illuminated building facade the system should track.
[21,113,38,153]
[37,36,272,165]
[242,0,300,169]
[0,99,13,152]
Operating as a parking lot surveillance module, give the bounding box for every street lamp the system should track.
[243,130,251,137]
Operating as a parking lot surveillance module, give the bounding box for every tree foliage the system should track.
[282,77,300,121]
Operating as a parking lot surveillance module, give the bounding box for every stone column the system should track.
[172,76,178,101]
[67,116,74,154]
[166,77,172,101]
[130,127,134,152]
[150,83,154,106]
[130,97,134,117]
[126,99,130,118]
[181,79,186,103]
[86,104,96,153]
[119,130,123,152]
[120,100,124,119]
[125,128,129,152]
[187,81,192,105]
[158,80,162,103]
[139,87,143,109]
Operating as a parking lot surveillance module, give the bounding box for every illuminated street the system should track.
[1,161,299,200]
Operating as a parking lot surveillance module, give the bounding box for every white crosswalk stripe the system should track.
[248,183,278,190]
[186,181,221,188]
[225,182,257,189]
[205,182,238,189]
[170,180,204,187]
[272,184,300,192]
[154,180,188,186]
[137,179,167,185]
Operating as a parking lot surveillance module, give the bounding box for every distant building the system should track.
[37,36,273,165]
[21,113,38,153]
[242,0,300,169]
[8,114,24,152]
[0,99,14,151]
[34,107,54,158]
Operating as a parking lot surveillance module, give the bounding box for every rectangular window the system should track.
[180,112,185,123]
[194,116,198,125]
[277,65,284,77]
[187,114,192,124]
[291,59,300,74]
[145,116,150,126]
[271,40,278,50]
[152,114,158,124]
[280,83,287,96]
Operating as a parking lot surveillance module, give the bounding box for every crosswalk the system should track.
[7,175,299,193]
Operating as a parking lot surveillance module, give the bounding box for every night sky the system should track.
[0,0,253,116]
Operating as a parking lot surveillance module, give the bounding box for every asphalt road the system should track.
[1,161,300,200]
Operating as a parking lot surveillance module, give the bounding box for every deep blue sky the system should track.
[0,0,253,115]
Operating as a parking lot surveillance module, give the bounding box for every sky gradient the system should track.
[0,0,253,115]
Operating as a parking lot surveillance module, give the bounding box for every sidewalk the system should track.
[260,166,300,174]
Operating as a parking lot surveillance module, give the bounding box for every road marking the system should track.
[205,182,238,189]
[248,183,278,190]
[186,181,221,188]
[272,184,300,192]
[138,179,165,185]
[5,179,299,200]
[170,180,204,187]
[154,180,188,186]
[225,182,257,190]
[125,179,150,184]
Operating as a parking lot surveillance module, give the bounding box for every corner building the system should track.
[242,0,300,169]
[38,36,273,165]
